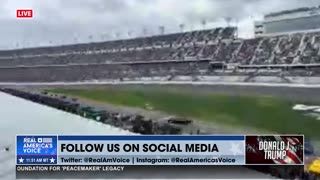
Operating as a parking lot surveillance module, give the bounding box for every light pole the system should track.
[142,28,148,36]
[115,32,120,39]
[201,19,207,29]
[225,17,232,27]
[179,24,185,32]
[88,35,93,42]
[159,26,165,35]
[127,31,132,38]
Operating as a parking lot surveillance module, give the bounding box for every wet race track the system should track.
[0,90,275,179]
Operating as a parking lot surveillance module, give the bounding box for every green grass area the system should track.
[48,88,320,139]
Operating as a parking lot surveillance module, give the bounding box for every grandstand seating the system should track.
[2,27,320,66]
[0,26,320,82]
[0,27,237,65]
[0,60,211,82]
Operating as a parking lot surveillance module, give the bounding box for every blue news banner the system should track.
[16,135,245,178]
[16,135,245,166]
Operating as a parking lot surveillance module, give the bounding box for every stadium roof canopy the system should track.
[266,6,320,18]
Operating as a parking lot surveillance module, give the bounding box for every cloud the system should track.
[0,0,318,49]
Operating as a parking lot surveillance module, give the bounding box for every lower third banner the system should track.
[15,135,304,179]
[16,135,245,166]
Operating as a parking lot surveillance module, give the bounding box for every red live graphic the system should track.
[16,9,33,18]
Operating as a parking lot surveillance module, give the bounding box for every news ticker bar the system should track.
[16,165,305,179]
[16,135,304,166]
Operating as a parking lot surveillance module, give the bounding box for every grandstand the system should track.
[0,26,320,82]
[255,6,320,36]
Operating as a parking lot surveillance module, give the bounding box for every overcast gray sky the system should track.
[0,0,318,49]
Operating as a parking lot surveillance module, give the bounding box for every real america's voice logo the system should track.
[16,136,58,165]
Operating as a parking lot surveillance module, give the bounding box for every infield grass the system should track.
[48,88,320,139]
